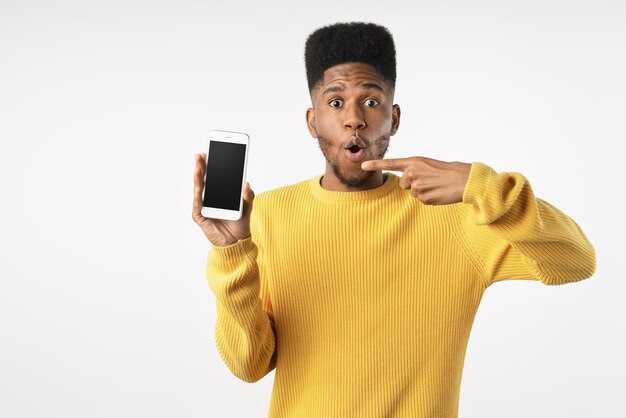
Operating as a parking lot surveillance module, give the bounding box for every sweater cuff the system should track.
[208,236,258,270]
[462,162,496,207]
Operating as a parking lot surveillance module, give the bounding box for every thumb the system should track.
[245,181,255,200]
[242,181,255,216]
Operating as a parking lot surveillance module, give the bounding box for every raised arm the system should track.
[455,162,596,287]
[192,153,276,382]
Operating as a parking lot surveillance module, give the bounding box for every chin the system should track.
[335,165,375,187]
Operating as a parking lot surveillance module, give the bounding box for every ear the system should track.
[306,107,318,138]
[391,104,401,135]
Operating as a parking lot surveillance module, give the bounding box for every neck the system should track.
[320,169,385,192]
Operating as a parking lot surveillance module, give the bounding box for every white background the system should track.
[1,0,624,417]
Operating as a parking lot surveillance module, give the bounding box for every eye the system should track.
[363,98,379,107]
[329,99,343,108]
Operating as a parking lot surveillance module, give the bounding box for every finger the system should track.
[398,175,412,190]
[246,181,255,200]
[361,157,412,172]
[193,155,206,191]
[192,155,205,220]
[242,181,255,218]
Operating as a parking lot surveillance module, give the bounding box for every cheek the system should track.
[376,108,393,126]
[373,109,393,128]
[315,111,340,135]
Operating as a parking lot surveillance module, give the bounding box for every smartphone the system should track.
[201,130,250,221]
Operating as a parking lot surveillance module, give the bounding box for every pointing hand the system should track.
[361,156,471,205]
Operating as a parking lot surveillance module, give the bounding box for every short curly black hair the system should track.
[304,22,396,93]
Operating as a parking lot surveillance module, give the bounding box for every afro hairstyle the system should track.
[304,22,396,93]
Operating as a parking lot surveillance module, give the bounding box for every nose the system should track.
[343,102,366,130]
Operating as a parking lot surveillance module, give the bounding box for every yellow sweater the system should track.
[206,162,596,418]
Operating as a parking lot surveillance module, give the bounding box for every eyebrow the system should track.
[321,82,385,96]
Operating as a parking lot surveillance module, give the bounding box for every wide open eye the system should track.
[329,99,343,108]
[363,98,379,107]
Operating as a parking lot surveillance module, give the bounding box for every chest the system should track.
[261,203,479,312]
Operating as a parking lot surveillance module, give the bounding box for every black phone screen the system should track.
[203,140,247,210]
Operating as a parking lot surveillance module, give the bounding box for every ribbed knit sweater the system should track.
[205,162,596,418]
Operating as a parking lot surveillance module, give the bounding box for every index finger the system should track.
[192,154,206,219]
[361,157,412,172]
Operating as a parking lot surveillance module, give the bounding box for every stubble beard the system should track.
[317,132,391,188]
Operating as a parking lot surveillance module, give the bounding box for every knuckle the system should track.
[422,195,438,205]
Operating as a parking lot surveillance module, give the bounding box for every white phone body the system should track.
[201,130,250,221]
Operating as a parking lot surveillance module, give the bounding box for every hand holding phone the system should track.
[192,131,254,247]
[193,153,254,247]
[201,130,250,220]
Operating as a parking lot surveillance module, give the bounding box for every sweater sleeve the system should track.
[455,162,596,287]
[205,210,276,383]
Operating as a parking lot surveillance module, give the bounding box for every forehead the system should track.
[321,62,386,87]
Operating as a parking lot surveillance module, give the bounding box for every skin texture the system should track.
[193,61,472,246]
[306,62,400,191]
[192,153,255,247]
[306,62,472,204]
[361,156,472,206]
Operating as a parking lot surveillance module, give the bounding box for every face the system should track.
[306,62,401,190]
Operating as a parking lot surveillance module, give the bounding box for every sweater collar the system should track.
[309,172,399,201]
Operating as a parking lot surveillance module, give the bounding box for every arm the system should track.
[192,152,276,382]
[206,233,276,383]
[455,162,596,287]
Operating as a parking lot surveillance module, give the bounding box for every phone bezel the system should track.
[201,130,250,221]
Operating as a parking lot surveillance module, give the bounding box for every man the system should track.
[192,22,596,418]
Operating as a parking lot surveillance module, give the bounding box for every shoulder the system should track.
[254,177,313,209]
[250,177,313,240]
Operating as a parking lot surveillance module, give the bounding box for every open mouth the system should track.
[344,145,366,162]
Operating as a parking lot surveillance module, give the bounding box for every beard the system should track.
[317,132,391,188]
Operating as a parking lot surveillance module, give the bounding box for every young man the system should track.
[192,22,596,418]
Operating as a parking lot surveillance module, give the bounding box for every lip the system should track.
[344,135,367,149]
[344,147,366,162]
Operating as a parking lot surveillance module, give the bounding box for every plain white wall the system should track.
[1,0,624,417]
